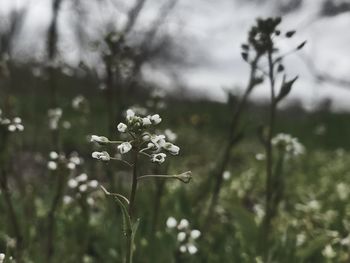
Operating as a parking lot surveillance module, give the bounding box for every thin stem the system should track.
[262,46,277,259]
[128,149,139,217]
[110,157,133,168]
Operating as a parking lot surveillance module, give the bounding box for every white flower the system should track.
[126,109,135,121]
[187,244,198,254]
[163,143,180,155]
[92,151,110,161]
[337,182,349,200]
[223,171,231,180]
[50,151,59,160]
[164,129,177,142]
[76,173,88,182]
[69,156,81,165]
[0,253,5,262]
[117,122,128,132]
[87,197,95,206]
[79,184,88,192]
[68,179,78,188]
[142,117,152,126]
[88,180,98,188]
[179,245,187,253]
[322,244,336,259]
[62,121,71,129]
[150,135,166,149]
[166,217,177,228]
[151,153,166,163]
[72,95,85,109]
[48,108,62,130]
[47,161,57,170]
[190,229,201,239]
[150,114,162,124]
[118,142,132,154]
[178,219,189,230]
[90,135,109,144]
[63,195,73,205]
[67,162,76,170]
[177,232,186,242]
[255,153,265,161]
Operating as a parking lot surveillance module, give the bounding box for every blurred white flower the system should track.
[68,179,78,188]
[223,171,231,180]
[72,95,85,109]
[89,180,98,188]
[151,153,166,164]
[190,230,201,239]
[177,232,186,242]
[118,142,132,154]
[62,121,71,129]
[47,161,57,170]
[63,195,73,205]
[87,197,95,206]
[164,129,177,142]
[322,244,336,259]
[48,108,62,130]
[67,162,76,170]
[76,173,88,182]
[166,217,177,228]
[272,133,305,157]
[178,219,189,230]
[337,182,349,200]
[50,151,59,160]
[255,153,265,161]
[0,253,5,263]
[187,244,198,255]
[79,184,88,192]
[179,245,187,253]
[92,151,110,161]
[117,123,127,133]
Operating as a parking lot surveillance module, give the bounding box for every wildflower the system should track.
[179,245,186,253]
[337,182,349,200]
[150,135,166,149]
[76,173,88,182]
[150,114,161,124]
[90,135,109,144]
[190,230,201,239]
[118,142,132,154]
[67,162,76,170]
[164,129,177,142]
[79,184,88,192]
[62,121,71,129]
[163,143,180,155]
[87,197,95,206]
[63,196,73,205]
[322,244,336,259]
[117,123,127,132]
[187,244,198,254]
[126,109,135,121]
[68,179,78,188]
[272,133,305,157]
[47,161,57,170]
[0,253,5,263]
[88,180,98,188]
[166,217,177,228]
[223,171,231,180]
[177,232,186,242]
[142,117,152,126]
[8,117,24,132]
[178,219,189,230]
[72,95,85,109]
[48,108,62,130]
[50,151,59,160]
[92,151,110,161]
[151,153,166,164]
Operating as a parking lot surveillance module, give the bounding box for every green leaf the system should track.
[113,196,132,237]
[276,76,298,103]
[232,205,258,254]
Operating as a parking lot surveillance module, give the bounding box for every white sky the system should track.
[1,0,350,111]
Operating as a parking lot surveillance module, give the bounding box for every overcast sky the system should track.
[1,0,350,111]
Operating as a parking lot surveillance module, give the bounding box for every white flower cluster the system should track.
[48,108,62,130]
[0,253,5,263]
[64,173,99,206]
[166,217,200,255]
[0,110,24,132]
[47,151,83,171]
[91,109,180,164]
[271,133,305,157]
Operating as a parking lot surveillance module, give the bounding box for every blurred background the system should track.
[1,0,350,262]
